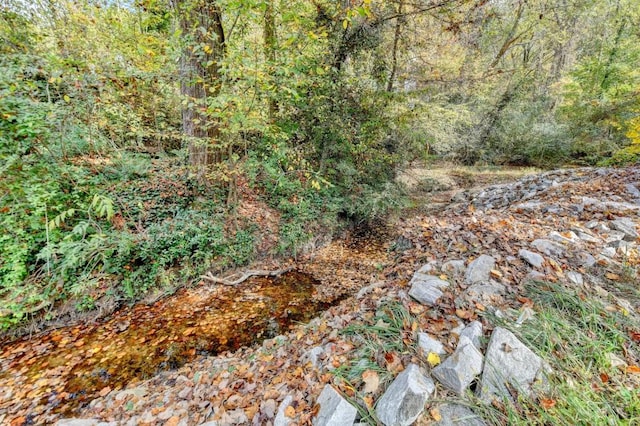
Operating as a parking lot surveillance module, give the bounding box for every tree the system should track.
[172,0,226,177]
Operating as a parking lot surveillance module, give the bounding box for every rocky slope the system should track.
[4,166,640,426]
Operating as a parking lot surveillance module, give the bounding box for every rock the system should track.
[526,271,546,281]
[408,273,450,306]
[462,281,506,304]
[576,231,600,244]
[530,239,565,258]
[519,249,544,268]
[177,386,193,400]
[615,240,635,256]
[575,251,596,268]
[375,364,435,426]
[56,421,99,426]
[464,255,495,285]
[432,338,483,395]
[566,271,583,286]
[600,247,616,258]
[548,231,579,244]
[604,231,626,244]
[313,385,357,426]
[625,183,640,199]
[433,403,487,426]
[442,260,466,275]
[158,408,175,421]
[305,346,325,368]
[115,386,148,401]
[199,422,219,426]
[459,321,483,350]
[610,218,639,241]
[479,327,550,403]
[418,333,446,355]
[274,395,294,426]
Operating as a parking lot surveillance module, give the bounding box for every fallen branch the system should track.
[201,268,292,286]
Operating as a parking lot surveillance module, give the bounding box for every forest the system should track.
[1,0,639,331]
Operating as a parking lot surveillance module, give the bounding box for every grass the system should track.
[479,281,640,425]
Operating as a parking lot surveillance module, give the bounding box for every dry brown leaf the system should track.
[361,370,380,394]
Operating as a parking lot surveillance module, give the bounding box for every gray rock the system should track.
[610,218,639,241]
[305,346,325,368]
[604,231,626,244]
[376,364,435,426]
[442,260,466,275]
[615,240,635,256]
[462,281,506,304]
[625,183,640,199]
[531,239,565,258]
[576,231,600,244]
[432,338,483,395]
[313,385,357,426]
[566,271,583,286]
[409,274,450,306]
[464,255,495,285]
[526,271,546,281]
[575,251,597,268]
[274,395,294,426]
[548,231,579,244]
[601,247,616,258]
[56,421,99,426]
[115,386,148,401]
[459,321,483,350]
[518,249,544,268]
[479,327,550,403]
[199,422,220,426]
[434,404,487,426]
[418,333,446,355]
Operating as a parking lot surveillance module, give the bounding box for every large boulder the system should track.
[313,385,357,426]
[375,364,435,426]
[479,327,550,403]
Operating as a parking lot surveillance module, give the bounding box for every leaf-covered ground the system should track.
[2,166,640,425]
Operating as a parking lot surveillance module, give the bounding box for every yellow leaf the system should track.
[284,405,296,418]
[63,94,70,102]
[342,19,348,29]
[430,407,442,421]
[427,352,441,367]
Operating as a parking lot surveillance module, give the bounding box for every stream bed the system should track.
[0,271,336,419]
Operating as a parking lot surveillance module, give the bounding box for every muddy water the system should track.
[0,271,336,419]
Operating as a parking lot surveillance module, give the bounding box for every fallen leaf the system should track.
[627,365,640,374]
[600,373,609,383]
[540,398,556,409]
[99,386,111,397]
[427,352,441,367]
[430,408,442,421]
[630,331,640,342]
[384,352,402,373]
[361,370,380,394]
[284,405,296,418]
[605,273,620,280]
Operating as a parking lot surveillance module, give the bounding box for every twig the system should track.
[201,268,292,286]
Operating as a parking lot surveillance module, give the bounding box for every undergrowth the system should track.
[480,281,640,425]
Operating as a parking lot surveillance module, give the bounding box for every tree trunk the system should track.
[387,0,404,92]
[173,0,226,178]
[263,1,278,121]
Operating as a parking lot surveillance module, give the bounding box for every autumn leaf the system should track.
[627,365,640,374]
[361,370,380,394]
[605,273,620,280]
[284,405,296,418]
[540,398,556,409]
[426,352,441,367]
[430,407,442,421]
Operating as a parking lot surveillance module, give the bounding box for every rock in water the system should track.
[464,255,495,285]
[479,327,550,403]
[376,364,435,426]
[432,337,484,395]
[313,385,357,426]
[433,404,487,426]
